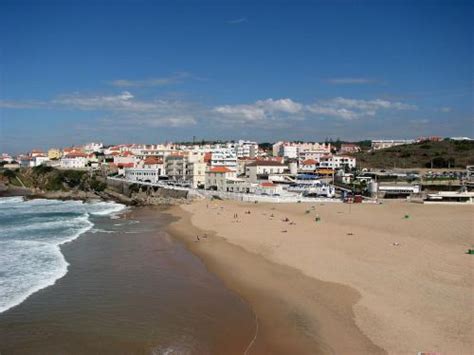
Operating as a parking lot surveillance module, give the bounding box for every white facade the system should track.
[245,162,287,183]
[371,139,415,150]
[210,148,237,169]
[124,167,163,183]
[235,140,258,158]
[319,156,356,169]
[83,142,103,153]
[60,156,88,169]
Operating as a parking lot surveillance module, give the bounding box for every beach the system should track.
[167,199,474,354]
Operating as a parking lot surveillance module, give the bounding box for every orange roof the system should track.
[204,152,212,163]
[117,162,134,168]
[260,182,275,187]
[210,166,232,173]
[144,157,162,165]
[121,151,134,157]
[303,159,317,165]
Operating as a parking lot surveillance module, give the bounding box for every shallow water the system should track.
[0,202,255,354]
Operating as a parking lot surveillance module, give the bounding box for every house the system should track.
[300,159,317,172]
[205,167,237,191]
[245,161,287,183]
[113,151,137,167]
[60,153,88,169]
[319,155,356,169]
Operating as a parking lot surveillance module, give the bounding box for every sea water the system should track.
[0,196,126,313]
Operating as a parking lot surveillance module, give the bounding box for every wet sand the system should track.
[0,207,257,354]
[167,200,473,354]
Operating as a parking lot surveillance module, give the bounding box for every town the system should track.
[2,136,473,204]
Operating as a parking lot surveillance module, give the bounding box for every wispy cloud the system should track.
[2,91,417,128]
[0,100,47,109]
[109,72,191,88]
[214,97,416,123]
[325,77,378,85]
[227,17,247,24]
[438,107,452,113]
[213,98,303,123]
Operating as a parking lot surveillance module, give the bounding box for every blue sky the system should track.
[1,0,472,153]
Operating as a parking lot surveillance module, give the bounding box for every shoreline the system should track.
[166,199,473,354]
[166,205,384,354]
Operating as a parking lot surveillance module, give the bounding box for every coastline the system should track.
[0,204,258,354]
[166,199,473,354]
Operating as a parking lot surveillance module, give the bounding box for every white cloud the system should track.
[213,97,415,123]
[213,98,303,123]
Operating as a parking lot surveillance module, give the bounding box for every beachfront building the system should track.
[210,148,237,170]
[246,161,288,183]
[60,153,88,169]
[254,182,284,196]
[186,161,207,188]
[205,166,237,191]
[371,139,415,151]
[165,154,187,181]
[124,157,165,183]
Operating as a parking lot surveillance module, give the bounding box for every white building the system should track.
[83,142,103,153]
[210,148,237,169]
[235,140,259,158]
[245,161,288,183]
[319,155,356,170]
[60,153,88,169]
[275,142,331,159]
[371,139,415,151]
[124,157,165,183]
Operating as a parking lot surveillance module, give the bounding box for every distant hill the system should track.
[353,140,474,169]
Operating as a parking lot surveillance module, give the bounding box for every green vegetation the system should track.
[1,167,107,193]
[354,140,474,169]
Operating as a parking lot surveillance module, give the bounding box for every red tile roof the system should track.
[260,182,275,187]
[118,162,134,168]
[65,152,87,158]
[209,166,233,173]
[144,157,162,165]
[303,159,317,165]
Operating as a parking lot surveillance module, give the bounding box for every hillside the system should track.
[353,140,474,169]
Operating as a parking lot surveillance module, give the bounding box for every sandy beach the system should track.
[167,200,473,354]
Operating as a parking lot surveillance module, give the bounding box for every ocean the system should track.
[0,197,255,354]
[0,196,126,314]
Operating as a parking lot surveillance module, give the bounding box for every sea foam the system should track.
[0,197,126,314]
